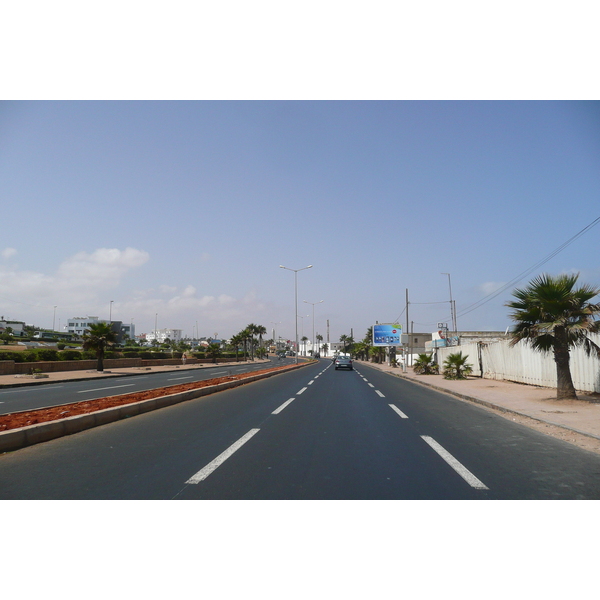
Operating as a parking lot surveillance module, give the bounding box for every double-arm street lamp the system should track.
[280,264,312,364]
[304,299,324,358]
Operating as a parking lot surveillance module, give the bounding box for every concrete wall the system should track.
[0,356,244,376]
[434,333,600,393]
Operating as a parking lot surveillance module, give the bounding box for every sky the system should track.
[1,100,599,343]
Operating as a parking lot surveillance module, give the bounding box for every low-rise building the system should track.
[0,319,26,337]
[145,328,183,344]
[66,316,132,344]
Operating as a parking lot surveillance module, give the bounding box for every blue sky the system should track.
[2,100,599,342]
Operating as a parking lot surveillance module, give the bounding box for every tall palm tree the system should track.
[229,334,242,362]
[339,334,349,354]
[246,323,260,360]
[82,322,117,372]
[301,336,308,356]
[506,273,600,400]
[316,334,323,356]
[240,328,251,361]
[363,327,373,362]
[256,325,267,352]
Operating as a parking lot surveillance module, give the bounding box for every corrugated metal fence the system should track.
[435,333,600,393]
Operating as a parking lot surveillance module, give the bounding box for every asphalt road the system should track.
[0,357,287,415]
[2,358,600,499]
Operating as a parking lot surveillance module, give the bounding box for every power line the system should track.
[456,215,600,320]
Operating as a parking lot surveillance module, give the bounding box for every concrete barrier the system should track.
[0,362,308,453]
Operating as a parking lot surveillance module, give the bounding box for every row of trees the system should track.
[82,322,273,372]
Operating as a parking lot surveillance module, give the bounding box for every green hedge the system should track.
[60,350,83,361]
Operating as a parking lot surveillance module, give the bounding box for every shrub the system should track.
[442,352,473,380]
[35,349,59,361]
[60,350,83,361]
[413,353,439,375]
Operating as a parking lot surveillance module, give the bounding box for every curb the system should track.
[364,363,600,444]
[0,362,308,454]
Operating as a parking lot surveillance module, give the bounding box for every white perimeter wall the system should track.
[435,333,600,393]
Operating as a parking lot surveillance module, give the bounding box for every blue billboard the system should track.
[372,323,402,346]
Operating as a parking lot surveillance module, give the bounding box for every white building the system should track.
[66,316,103,337]
[145,328,183,344]
[66,316,134,343]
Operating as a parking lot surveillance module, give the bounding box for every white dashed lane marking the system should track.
[186,429,260,484]
[389,404,409,418]
[421,436,489,490]
[272,398,295,414]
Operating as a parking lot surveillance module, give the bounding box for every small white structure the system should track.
[146,328,183,344]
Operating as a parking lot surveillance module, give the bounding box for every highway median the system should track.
[0,362,309,454]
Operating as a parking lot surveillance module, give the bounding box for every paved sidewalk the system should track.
[355,359,600,444]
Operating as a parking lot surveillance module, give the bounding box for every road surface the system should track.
[1,358,600,499]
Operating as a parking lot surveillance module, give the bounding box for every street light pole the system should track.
[304,300,323,358]
[280,265,312,364]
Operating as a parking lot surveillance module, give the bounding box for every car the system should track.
[334,356,353,370]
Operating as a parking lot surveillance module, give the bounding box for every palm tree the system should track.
[315,334,323,356]
[322,343,328,357]
[300,335,308,356]
[442,351,473,380]
[339,334,349,354]
[246,323,261,360]
[506,273,600,400]
[206,342,222,364]
[413,353,439,375]
[238,328,250,361]
[82,322,117,372]
[256,325,267,353]
[372,345,386,364]
[229,334,242,362]
[362,327,373,362]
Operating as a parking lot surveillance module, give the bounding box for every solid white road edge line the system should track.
[297,387,308,395]
[420,435,489,490]
[389,404,409,418]
[186,429,261,484]
[272,398,295,414]
[167,376,194,380]
[375,390,385,397]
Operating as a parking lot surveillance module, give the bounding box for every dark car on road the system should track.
[334,356,353,370]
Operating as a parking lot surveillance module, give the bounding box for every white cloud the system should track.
[0,247,150,322]
[0,248,269,336]
[1,248,17,259]
[57,248,149,288]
